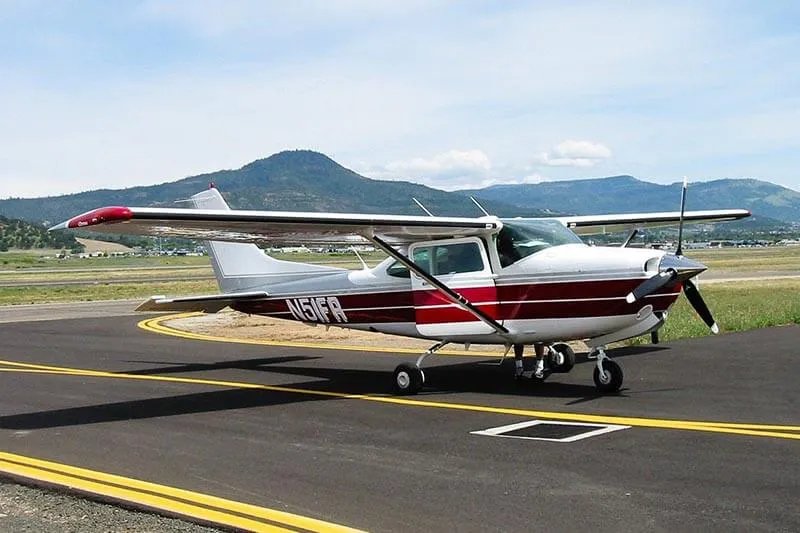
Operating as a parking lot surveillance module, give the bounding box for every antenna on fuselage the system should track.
[350,246,369,270]
[621,228,640,248]
[412,198,434,217]
[470,196,492,216]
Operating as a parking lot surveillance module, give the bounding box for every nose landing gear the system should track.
[589,346,624,393]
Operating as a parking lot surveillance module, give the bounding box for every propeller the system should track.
[682,279,720,334]
[625,270,676,304]
[626,177,720,335]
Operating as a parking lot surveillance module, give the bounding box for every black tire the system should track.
[549,343,576,373]
[393,363,424,395]
[593,359,623,393]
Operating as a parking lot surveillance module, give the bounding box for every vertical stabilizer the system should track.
[190,187,344,293]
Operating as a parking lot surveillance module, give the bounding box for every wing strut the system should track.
[369,235,510,337]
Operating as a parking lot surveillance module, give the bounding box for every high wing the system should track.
[49,206,500,244]
[555,209,751,236]
[50,206,502,243]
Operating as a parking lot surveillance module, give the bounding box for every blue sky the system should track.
[1,0,799,198]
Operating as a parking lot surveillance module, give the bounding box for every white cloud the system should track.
[385,149,491,176]
[2,2,800,197]
[533,140,613,168]
[363,150,493,189]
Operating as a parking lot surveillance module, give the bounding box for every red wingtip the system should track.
[209,182,216,189]
[67,206,133,229]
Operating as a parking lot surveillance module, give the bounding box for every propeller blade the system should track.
[626,270,677,303]
[682,279,720,334]
[676,177,688,256]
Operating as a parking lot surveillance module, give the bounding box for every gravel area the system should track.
[0,480,225,533]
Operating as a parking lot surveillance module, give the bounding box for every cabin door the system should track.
[408,237,499,337]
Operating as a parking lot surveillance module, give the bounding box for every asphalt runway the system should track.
[0,312,798,532]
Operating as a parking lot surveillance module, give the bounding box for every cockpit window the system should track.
[496,219,583,267]
[386,260,411,278]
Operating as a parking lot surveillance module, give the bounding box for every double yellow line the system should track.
[0,450,364,532]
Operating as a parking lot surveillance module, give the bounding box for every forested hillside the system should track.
[0,215,83,252]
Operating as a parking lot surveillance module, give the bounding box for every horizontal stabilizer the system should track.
[136,291,268,313]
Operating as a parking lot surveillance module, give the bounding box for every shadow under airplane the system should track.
[0,345,671,430]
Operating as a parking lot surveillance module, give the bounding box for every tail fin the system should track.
[190,187,344,293]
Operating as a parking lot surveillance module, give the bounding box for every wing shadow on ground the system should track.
[0,344,675,430]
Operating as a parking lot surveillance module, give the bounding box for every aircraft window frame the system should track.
[386,260,411,278]
[496,219,583,267]
[410,239,487,277]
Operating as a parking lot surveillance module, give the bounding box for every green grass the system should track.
[685,246,800,272]
[0,280,218,305]
[0,251,386,270]
[625,279,800,345]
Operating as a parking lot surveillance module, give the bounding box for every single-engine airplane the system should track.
[51,181,749,394]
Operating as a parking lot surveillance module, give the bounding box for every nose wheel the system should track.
[590,347,624,393]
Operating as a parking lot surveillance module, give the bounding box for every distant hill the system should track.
[462,175,800,223]
[0,215,82,252]
[0,151,545,224]
[3,153,797,231]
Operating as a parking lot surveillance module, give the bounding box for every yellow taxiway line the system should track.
[0,450,365,533]
[1,359,799,441]
[133,314,800,440]
[0,312,796,530]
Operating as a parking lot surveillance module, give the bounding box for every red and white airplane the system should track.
[51,182,749,394]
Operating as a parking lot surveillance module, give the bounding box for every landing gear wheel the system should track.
[393,363,424,395]
[593,359,623,393]
[549,343,575,373]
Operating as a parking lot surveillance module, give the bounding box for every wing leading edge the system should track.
[50,206,500,244]
[556,209,751,236]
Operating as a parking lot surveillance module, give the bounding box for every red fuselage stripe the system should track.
[232,279,681,324]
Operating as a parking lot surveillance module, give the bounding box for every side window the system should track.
[433,242,484,275]
[412,247,432,274]
[386,261,410,278]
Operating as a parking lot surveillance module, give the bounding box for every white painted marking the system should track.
[471,419,630,443]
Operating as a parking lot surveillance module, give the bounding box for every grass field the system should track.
[0,246,797,342]
[624,278,800,345]
[684,246,800,272]
[0,280,218,305]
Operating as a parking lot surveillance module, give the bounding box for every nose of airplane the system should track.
[627,251,719,334]
[658,253,707,282]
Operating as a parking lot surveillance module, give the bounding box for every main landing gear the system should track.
[513,343,576,381]
[392,341,447,395]
[391,341,623,395]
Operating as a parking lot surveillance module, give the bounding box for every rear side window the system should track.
[411,241,485,276]
[387,261,410,278]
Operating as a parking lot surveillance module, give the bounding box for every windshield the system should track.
[496,219,583,267]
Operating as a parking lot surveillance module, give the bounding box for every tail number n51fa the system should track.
[286,297,349,323]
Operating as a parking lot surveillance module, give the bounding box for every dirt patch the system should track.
[76,238,133,254]
[166,312,587,355]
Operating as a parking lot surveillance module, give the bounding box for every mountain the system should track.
[2,153,798,229]
[462,175,800,223]
[0,151,545,224]
[0,215,82,252]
